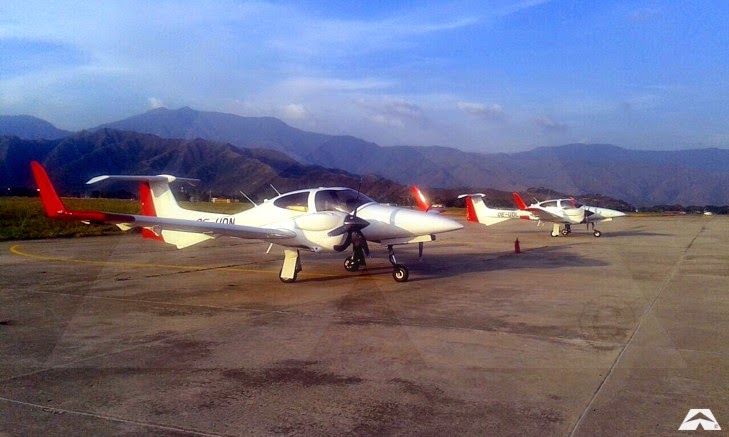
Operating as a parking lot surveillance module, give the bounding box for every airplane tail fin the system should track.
[86,174,197,219]
[87,174,210,248]
[458,193,513,226]
[512,192,528,210]
[30,162,212,249]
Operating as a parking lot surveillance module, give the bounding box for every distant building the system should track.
[211,197,239,204]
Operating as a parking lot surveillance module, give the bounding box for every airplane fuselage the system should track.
[184,187,462,252]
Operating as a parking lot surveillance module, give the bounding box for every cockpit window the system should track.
[315,189,374,213]
[540,200,558,208]
[560,199,583,208]
[273,191,309,212]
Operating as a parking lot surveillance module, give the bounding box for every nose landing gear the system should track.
[388,245,409,282]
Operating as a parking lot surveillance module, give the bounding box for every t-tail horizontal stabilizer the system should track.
[457,193,513,226]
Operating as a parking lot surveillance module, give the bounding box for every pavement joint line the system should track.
[567,225,704,436]
[9,284,627,352]
[0,395,226,436]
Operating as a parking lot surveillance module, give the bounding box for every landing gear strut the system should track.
[388,245,409,282]
[279,249,302,283]
[589,222,601,237]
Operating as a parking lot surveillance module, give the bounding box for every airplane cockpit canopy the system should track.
[539,199,583,209]
[315,188,374,213]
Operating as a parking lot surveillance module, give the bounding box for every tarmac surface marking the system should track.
[1,216,727,435]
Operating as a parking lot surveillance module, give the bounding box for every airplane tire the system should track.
[593,230,602,237]
[344,256,359,272]
[392,264,409,282]
[550,232,559,237]
[561,228,570,236]
[279,269,297,283]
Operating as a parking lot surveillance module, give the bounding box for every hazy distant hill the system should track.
[0,115,71,140]
[93,106,362,163]
[6,107,729,205]
[91,107,729,205]
[0,130,410,204]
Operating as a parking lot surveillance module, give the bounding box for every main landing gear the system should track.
[277,246,412,283]
[342,246,409,282]
[279,249,302,283]
[550,222,602,237]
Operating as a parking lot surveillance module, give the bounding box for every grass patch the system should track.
[0,197,252,241]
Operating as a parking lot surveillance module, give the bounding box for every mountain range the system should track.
[0,129,408,204]
[2,107,729,206]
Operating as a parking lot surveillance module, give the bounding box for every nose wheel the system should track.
[392,264,409,282]
[344,256,360,272]
[388,245,410,282]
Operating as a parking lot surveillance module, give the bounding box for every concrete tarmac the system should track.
[1,215,727,436]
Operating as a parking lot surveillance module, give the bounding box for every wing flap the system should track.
[524,207,564,222]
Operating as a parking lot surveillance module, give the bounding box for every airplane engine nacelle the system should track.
[293,212,343,232]
[288,212,352,252]
[565,207,585,223]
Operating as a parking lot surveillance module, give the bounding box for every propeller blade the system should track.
[327,215,370,237]
[333,232,353,252]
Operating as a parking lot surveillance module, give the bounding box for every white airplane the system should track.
[458,192,625,237]
[30,162,463,283]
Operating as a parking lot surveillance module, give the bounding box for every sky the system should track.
[1,0,728,152]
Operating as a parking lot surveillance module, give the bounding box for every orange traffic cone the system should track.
[514,237,521,254]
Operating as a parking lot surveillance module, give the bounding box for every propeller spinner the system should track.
[329,213,370,252]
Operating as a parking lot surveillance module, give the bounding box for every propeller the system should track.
[329,211,370,252]
[329,180,371,253]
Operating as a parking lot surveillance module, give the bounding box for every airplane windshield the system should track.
[315,189,374,213]
[561,199,583,208]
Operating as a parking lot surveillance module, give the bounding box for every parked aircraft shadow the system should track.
[604,230,671,237]
[295,245,608,284]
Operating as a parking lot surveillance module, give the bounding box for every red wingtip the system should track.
[465,197,479,222]
[512,192,528,210]
[30,161,68,218]
[411,186,430,212]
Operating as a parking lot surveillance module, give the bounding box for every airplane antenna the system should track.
[239,191,258,207]
[356,178,363,198]
[270,184,281,196]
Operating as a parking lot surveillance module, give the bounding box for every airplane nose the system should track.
[401,209,463,234]
[604,208,626,218]
[427,213,464,233]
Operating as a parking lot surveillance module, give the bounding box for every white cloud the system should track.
[457,101,506,120]
[148,97,165,109]
[532,115,568,133]
[282,103,307,120]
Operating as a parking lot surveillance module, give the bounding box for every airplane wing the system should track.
[521,207,566,223]
[511,192,566,223]
[30,161,296,241]
[111,214,296,240]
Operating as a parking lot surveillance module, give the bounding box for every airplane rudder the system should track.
[465,196,479,222]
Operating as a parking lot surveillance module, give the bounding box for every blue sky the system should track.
[1,1,728,152]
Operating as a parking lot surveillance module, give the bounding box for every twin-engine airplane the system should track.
[30,162,463,283]
[458,192,625,237]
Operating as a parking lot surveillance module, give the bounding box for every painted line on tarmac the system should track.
[8,244,341,280]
